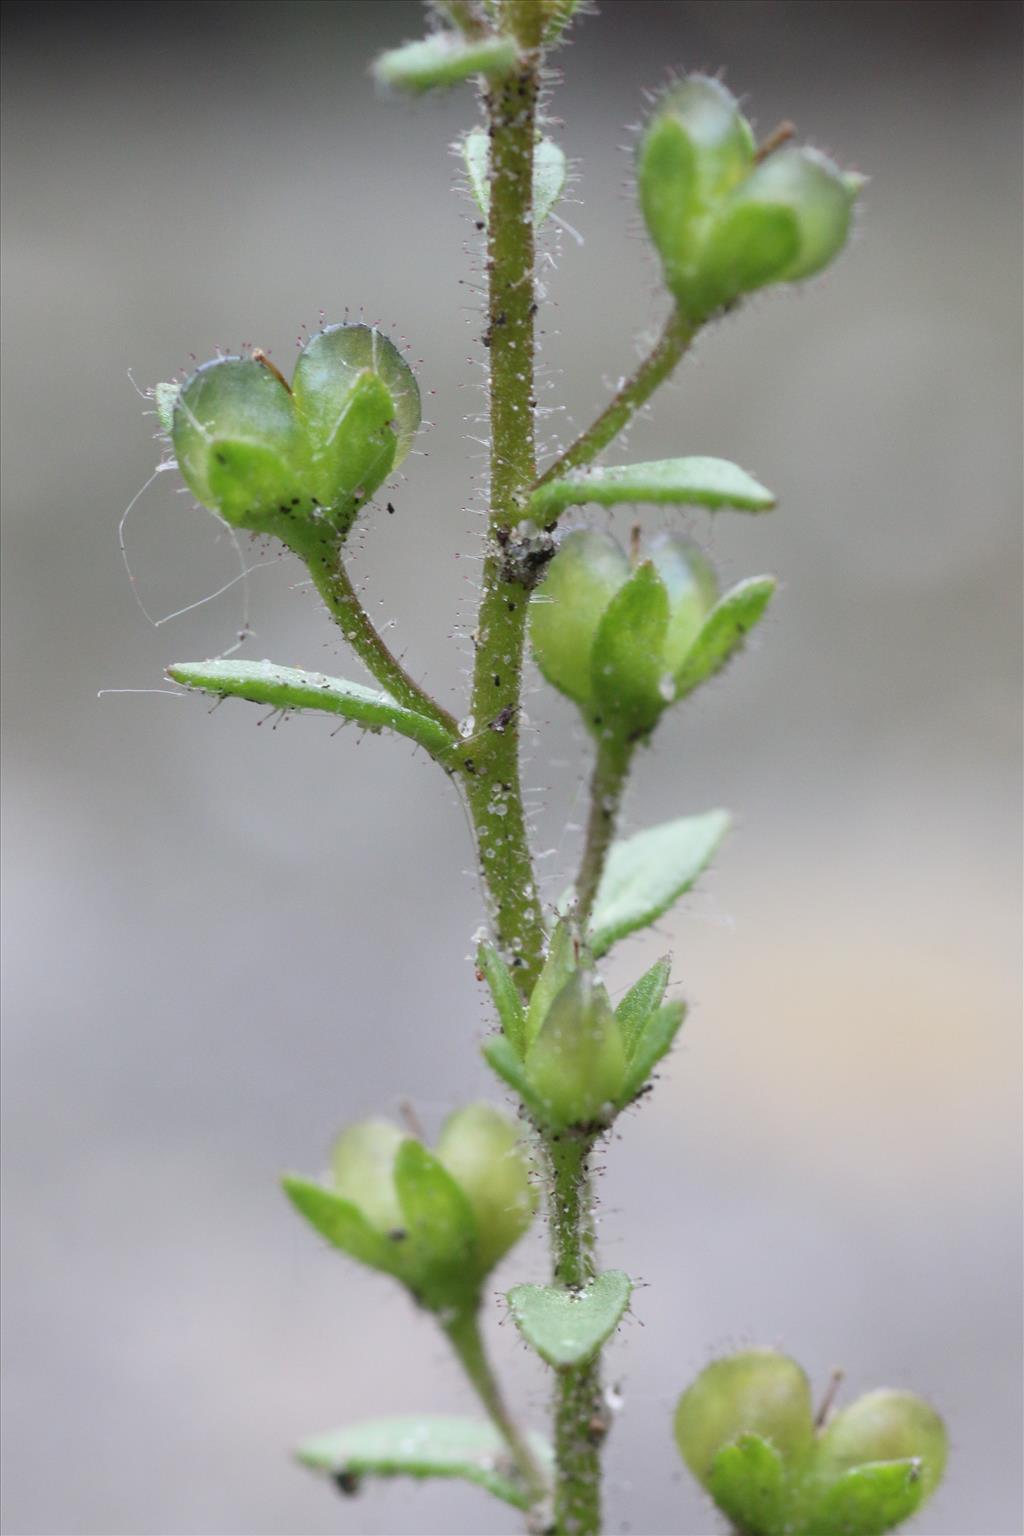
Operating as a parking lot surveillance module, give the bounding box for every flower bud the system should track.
[169,324,420,542]
[485,929,687,1128]
[638,75,860,321]
[529,529,724,739]
[435,1104,537,1273]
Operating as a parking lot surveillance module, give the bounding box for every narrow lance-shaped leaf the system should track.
[481,1034,552,1125]
[523,918,578,1052]
[530,456,775,521]
[167,659,456,758]
[674,577,776,700]
[297,1416,553,1512]
[618,1000,687,1104]
[462,126,567,229]
[372,32,519,93]
[589,809,731,957]
[508,1270,632,1369]
[281,1177,399,1276]
[614,954,671,1057]
[476,942,527,1056]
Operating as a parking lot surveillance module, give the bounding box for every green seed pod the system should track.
[637,76,756,307]
[284,1104,535,1311]
[813,1389,948,1507]
[529,529,722,737]
[293,324,421,472]
[647,531,718,673]
[331,1119,406,1234]
[523,970,628,1131]
[698,146,858,312]
[169,324,420,543]
[529,530,630,707]
[435,1103,537,1273]
[638,74,861,321]
[672,1354,948,1536]
[674,1349,815,1487]
[172,358,308,532]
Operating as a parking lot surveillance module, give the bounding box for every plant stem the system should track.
[285,528,457,738]
[535,308,695,493]
[444,1306,549,1503]
[547,1133,603,1536]
[574,730,635,927]
[464,46,547,991]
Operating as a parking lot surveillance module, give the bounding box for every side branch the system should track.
[285,528,458,737]
[574,731,635,927]
[444,1308,549,1504]
[535,308,695,493]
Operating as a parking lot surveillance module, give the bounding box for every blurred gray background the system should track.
[2,2,1021,1533]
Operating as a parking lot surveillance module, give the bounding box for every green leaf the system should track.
[373,33,519,93]
[462,126,567,229]
[507,1270,632,1369]
[393,1141,478,1303]
[477,942,527,1056]
[297,1415,551,1511]
[802,1460,928,1536]
[529,456,775,521]
[674,576,776,699]
[618,1000,686,1104]
[167,659,456,758]
[481,1034,551,1124]
[589,809,731,957]
[590,561,670,736]
[708,1434,787,1536]
[615,955,671,1057]
[281,1177,399,1276]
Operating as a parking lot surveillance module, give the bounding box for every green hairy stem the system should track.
[463,49,547,990]
[574,733,636,928]
[535,309,694,493]
[285,525,457,738]
[151,6,945,1535]
[443,1307,548,1502]
[548,1135,603,1535]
